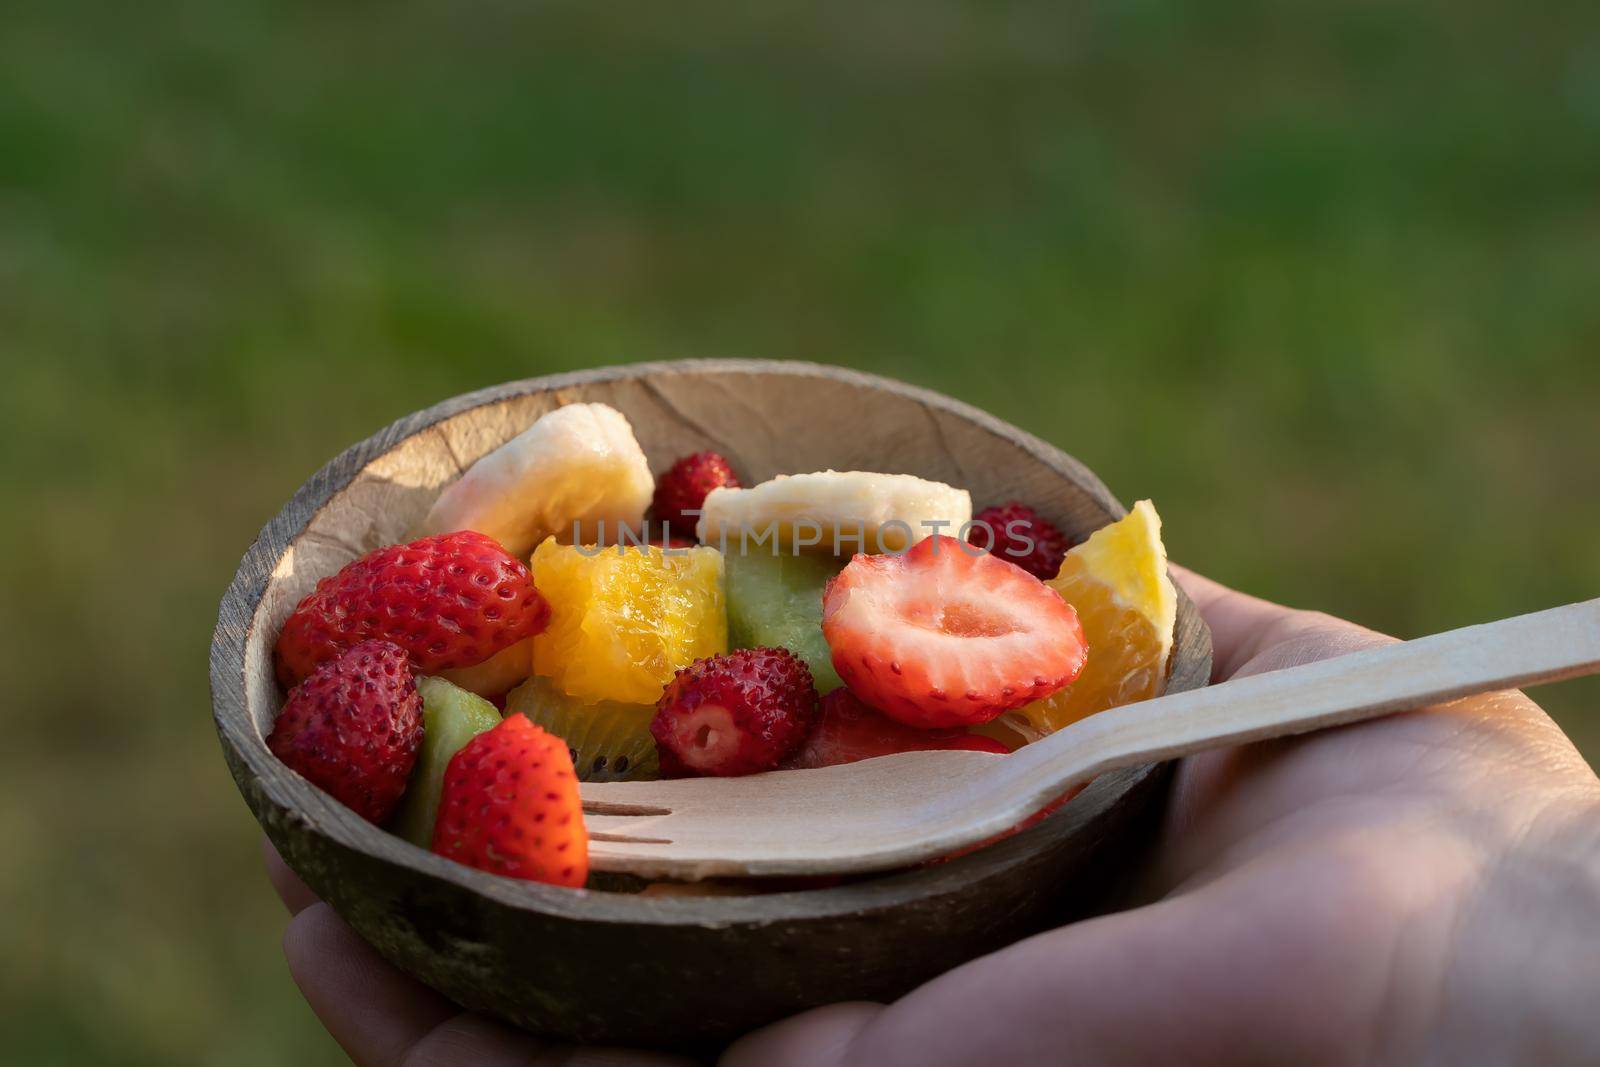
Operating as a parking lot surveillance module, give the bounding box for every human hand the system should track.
[724,568,1600,1065]
[267,569,1600,1065]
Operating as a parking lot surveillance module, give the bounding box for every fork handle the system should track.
[1007,598,1600,787]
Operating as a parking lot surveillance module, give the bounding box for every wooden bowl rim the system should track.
[210,358,1212,927]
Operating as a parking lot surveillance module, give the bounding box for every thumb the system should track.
[1168,564,1388,682]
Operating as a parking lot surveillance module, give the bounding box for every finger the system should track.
[284,902,693,1067]
[531,1049,700,1066]
[400,1014,554,1065]
[402,1014,693,1066]
[1168,564,1337,681]
[721,1003,883,1067]
[284,902,459,1065]
[262,836,321,916]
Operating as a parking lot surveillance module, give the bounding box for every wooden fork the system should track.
[581,599,1600,880]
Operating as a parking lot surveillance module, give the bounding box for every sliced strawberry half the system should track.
[821,535,1087,728]
[781,687,1008,769]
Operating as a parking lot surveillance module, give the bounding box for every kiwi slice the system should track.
[505,675,660,782]
[724,549,844,692]
[392,676,502,848]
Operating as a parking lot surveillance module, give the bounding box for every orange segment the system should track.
[530,539,727,705]
[1001,500,1176,739]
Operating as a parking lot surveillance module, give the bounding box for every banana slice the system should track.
[696,470,971,555]
[435,637,533,698]
[416,403,653,557]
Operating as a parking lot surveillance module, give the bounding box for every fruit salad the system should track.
[268,402,1177,888]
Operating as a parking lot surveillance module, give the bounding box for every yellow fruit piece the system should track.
[1002,500,1177,740]
[531,539,728,705]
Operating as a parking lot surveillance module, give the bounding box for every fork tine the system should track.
[581,798,672,816]
[580,780,679,815]
[589,831,673,845]
[584,812,673,839]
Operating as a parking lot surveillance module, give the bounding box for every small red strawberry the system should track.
[822,535,1087,728]
[652,451,740,534]
[431,713,588,887]
[275,530,550,688]
[651,648,818,776]
[781,687,1008,770]
[968,502,1072,581]
[267,640,423,824]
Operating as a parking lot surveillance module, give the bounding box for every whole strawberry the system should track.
[968,502,1071,581]
[652,451,740,535]
[274,530,550,688]
[432,713,588,887]
[267,640,423,824]
[651,648,818,776]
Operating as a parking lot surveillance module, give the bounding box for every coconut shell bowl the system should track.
[210,359,1213,1050]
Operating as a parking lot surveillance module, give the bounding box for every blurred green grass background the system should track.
[1,1,1597,1063]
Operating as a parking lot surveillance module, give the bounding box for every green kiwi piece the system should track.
[724,549,844,692]
[391,676,502,848]
[505,675,660,782]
